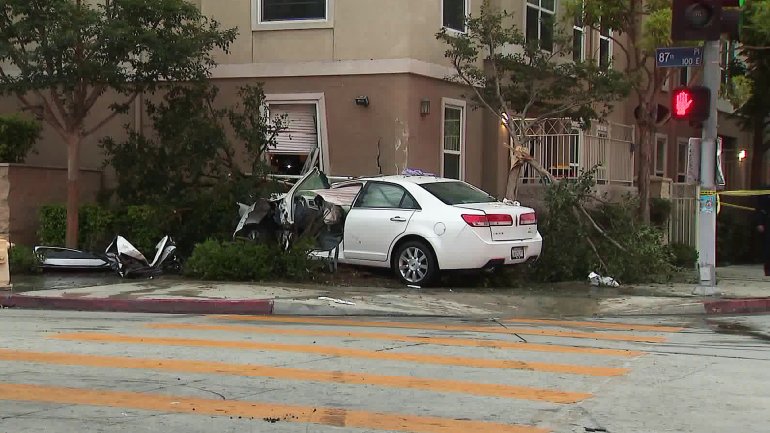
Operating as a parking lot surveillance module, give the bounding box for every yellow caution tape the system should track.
[719,201,756,212]
[718,190,770,197]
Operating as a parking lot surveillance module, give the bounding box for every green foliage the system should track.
[436,0,630,136]
[9,245,39,274]
[650,198,672,228]
[668,243,698,269]
[529,168,674,283]
[112,205,170,254]
[0,114,41,163]
[184,239,321,282]
[37,205,67,247]
[101,82,288,256]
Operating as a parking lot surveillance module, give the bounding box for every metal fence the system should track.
[669,183,698,248]
[516,119,635,185]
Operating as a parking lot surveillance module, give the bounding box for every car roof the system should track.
[354,175,462,186]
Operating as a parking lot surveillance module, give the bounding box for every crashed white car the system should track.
[236,169,542,286]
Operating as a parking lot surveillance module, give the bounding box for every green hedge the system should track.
[184,239,321,282]
[9,245,39,274]
[0,114,41,163]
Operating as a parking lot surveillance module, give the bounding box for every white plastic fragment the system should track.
[588,272,620,288]
[318,296,356,306]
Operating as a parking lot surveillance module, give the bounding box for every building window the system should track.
[261,0,326,22]
[443,0,468,33]
[655,134,668,177]
[441,99,466,180]
[526,0,555,52]
[573,13,585,62]
[598,25,612,70]
[677,138,688,182]
[679,67,690,86]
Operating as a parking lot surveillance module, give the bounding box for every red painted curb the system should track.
[1,294,274,315]
[703,297,770,315]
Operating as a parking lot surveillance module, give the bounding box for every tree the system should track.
[437,0,629,200]
[735,1,770,188]
[0,0,236,247]
[563,0,674,224]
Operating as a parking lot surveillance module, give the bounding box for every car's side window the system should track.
[355,182,419,210]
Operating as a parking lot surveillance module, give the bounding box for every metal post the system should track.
[693,39,721,295]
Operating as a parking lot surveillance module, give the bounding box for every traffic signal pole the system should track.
[694,39,721,294]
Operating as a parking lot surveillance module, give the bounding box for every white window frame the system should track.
[264,93,331,173]
[441,0,471,34]
[525,0,556,52]
[252,0,335,31]
[573,15,586,62]
[676,137,689,182]
[598,26,613,69]
[440,98,467,181]
[655,133,668,177]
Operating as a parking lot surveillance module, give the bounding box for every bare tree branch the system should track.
[83,93,139,136]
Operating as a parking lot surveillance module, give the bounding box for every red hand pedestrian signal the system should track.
[674,90,694,117]
[671,86,710,122]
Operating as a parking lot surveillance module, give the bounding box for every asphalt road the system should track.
[0,310,768,432]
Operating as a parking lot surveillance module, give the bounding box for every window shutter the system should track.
[270,104,318,154]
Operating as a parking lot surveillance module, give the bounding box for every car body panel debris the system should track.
[588,272,620,287]
[35,236,180,278]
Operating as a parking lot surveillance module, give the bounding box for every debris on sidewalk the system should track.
[317,296,356,306]
[588,271,620,287]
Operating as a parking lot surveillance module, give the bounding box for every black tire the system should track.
[392,240,439,287]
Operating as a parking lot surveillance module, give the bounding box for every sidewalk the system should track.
[2,265,768,317]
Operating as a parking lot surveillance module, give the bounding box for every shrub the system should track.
[184,239,320,282]
[650,198,673,228]
[37,205,67,247]
[9,245,39,274]
[0,114,42,163]
[668,242,699,269]
[38,204,115,250]
[112,205,171,254]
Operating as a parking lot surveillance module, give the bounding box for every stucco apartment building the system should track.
[1,0,763,243]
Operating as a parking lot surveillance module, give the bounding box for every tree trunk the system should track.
[637,124,652,224]
[65,132,81,248]
[750,122,767,189]
[505,164,523,200]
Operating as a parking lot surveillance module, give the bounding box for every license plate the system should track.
[511,247,525,260]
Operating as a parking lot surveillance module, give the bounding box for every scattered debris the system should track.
[34,235,180,278]
[588,272,620,288]
[318,296,356,306]
[584,427,608,432]
[407,285,421,289]
[401,168,435,176]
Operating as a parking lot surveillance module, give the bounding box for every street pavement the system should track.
[1,309,768,432]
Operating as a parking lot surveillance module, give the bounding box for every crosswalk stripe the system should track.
[51,332,628,376]
[502,318,683,333]
[209,315,668,343]
[0,348,591,403]
[147,323,643,357]
[0,383,549,433]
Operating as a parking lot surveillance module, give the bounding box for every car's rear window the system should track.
[420,182,497,205]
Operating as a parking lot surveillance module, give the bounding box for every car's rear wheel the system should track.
[393,241,438,286]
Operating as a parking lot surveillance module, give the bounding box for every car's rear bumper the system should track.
[436,232,543,270]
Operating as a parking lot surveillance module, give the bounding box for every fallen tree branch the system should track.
[578,204,629,253]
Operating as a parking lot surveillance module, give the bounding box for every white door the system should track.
[343,182,419,262]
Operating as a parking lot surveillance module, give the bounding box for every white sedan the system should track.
[290,173,543,286]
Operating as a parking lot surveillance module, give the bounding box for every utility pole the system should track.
[670,0,745,294]
[694,39,721,294]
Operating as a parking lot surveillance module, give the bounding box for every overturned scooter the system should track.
[35,235,180,278]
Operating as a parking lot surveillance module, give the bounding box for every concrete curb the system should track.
[703,297,770,315]
[0,294,274,315]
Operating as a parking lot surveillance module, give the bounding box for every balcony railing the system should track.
[515,119,636,186]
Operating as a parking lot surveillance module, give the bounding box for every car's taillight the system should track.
[486,214,513,226]
[519,212,537,225]
[461,214,489,227]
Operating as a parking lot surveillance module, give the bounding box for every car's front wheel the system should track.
[393,240,438,286]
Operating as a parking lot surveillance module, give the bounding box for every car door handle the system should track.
[390,216,407,222]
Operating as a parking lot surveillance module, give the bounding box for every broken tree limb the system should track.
[572,207,609,273]
[578,204,629,253]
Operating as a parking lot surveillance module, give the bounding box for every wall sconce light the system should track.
[355,96,369,107]
[420,98,431,116]
[501,112,510,124]
[738,149,747,162]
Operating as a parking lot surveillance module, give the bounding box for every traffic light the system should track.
[671,86,711,122]
[672,0,721,41]
[671,0,747,41]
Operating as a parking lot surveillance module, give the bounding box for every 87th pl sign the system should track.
[656,46,704,68]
